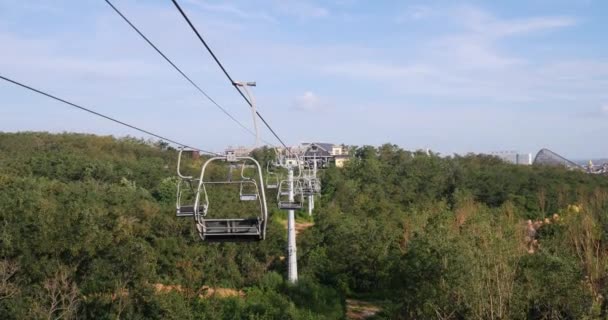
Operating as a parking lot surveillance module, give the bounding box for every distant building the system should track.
[334,155,350,168]
[587,161,608,175]
[516,153,532,165]
[300,142,350,168]
[225,146,252,157]
[491,151,532,165]
[227,143,351,168]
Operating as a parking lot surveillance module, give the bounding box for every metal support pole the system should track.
[234,81,260,148]
[308,196,313,216]
[309,155,317,214]
[287,166,298,283]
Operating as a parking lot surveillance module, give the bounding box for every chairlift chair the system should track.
[176,148,203,217]
[311,178,321,194]
[179,81,270,242]
[239,180,259,201]
[305,172,321,195]
[267,176,279,190]
[277,179,304,210]
[266,162,279,189]
[299,165,321,196]
[300,178,315,197]
[239,163,259,201]
[177,179,205,217]
[191,153,268,242]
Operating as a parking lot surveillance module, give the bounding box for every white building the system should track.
[491,151,532,165]
[225,146,252,157]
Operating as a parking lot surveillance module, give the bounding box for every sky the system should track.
[1,0,607,158]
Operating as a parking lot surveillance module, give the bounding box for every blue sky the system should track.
[1,0,607,158]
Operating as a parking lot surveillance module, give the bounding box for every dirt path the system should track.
[154,284,244,299]
[281,221,314,235]
[346,299,382,319]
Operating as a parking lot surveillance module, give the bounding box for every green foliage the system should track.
[0,133,339,319]
[2,133,608,319]
[305,144,608,319]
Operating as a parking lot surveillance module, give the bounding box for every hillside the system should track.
[2,133,608,319]
[0,132,342,319]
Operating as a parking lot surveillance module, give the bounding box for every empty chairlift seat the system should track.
[300,179,315,197]
[239,164,260,201]
[239,180,259,201]
[278,201,303,210]
[188,152,268,242]
[176,204,204,217]
[197,218,263,242]
[266,175,279,189]
[266,162,279,189]
[277,180,303,210]
[311,178,321,194]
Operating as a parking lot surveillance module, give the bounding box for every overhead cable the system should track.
[104,0,267,144]
[0,74,218,155]
[170,0,290,150]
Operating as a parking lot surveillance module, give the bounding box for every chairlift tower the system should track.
[286,165,298,283]
[275,150,304,284]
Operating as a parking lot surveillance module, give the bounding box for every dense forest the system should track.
[2,132,608,319]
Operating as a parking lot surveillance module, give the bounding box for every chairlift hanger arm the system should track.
[177,147,194,179]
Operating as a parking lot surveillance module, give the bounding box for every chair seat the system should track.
[176,205,202,217]
[302,188,314,196]
[204,234,262,242]
[240,194,258,201]
[278,202,303,210]
[197,218,263,242]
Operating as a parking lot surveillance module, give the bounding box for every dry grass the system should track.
[153,283,244,299]
[346,299,381,320]
[281,221,315,235]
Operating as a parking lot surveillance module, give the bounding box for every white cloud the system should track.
[0,33,163,80]
[294,91,325,111]
[430,35,522,69]
[182,0,329,23]
[493,17,576,36]
[427,7,576,70]
[395,5,433,23]
[274,1,329,19]
[184,0,276,23]
[602,105,608,115]
[455,6,576,38]
[396,5,575,37]
[322,5,587,103]
[324,62,433,79]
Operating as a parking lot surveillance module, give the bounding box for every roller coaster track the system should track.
[533,148,608,175]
